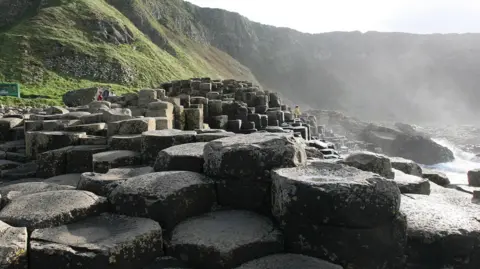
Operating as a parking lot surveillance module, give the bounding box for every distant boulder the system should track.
[362,124,454,165]
[62,87,99,107]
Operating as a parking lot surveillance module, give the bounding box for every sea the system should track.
[425,138,480,185]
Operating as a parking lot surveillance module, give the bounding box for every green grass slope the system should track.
[0,0,258,106]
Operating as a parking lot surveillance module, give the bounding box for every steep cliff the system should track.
[0,0,258,104]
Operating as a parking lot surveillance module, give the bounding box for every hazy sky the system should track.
[187,0,480,34]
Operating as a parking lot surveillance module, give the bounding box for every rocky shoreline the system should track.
[0,78,479,269]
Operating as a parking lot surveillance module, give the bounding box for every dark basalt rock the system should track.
[154,142,206,173]
[30,213,163,269]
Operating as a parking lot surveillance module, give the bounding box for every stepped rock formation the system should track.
[0,78,477,269]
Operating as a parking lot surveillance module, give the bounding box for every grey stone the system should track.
[390,157,423,177]
[154,143,206,173]
[92,150,142,173]
[44,174,82,187]
[144,257,191,269]
[0,220,27,269]
[0,160,21,170]
[25,131,86,159]
[66,145,109,173]
[341,151,394,179]
[0,118,23,141]
[77,166,153,196]
[102,108,132,123]
[108,118,156,136]
[272,161,401,228]
[0,182,74,206]
[203,133,306,181]
[401,184,480,268]
[393,169,430,195]
[170,210,283,269]
[422,168,450,186]
[62,87,98,107]
[30,213,163,269]
[141,130,196,166]
[109,135,142,151]
[109,171,215,231]
[0,190,107,231]
[234,254,343,269]
[468,169,480,187]
[64,123,106,135]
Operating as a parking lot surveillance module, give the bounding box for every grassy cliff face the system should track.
[0,0,258,106]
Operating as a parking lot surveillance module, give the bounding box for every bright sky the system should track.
[186,0,480,34]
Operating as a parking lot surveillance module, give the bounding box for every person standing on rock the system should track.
[294,105,301,119]
[97,90,103,101]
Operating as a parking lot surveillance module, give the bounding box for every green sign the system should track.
[0,83,20,98]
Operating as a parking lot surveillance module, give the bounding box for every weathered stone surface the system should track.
[195,132,235,142]
[108,134,142,151]
[62,87,98,107]
[44,174,82,187]
[1,162,37,181]
[154,117,173,130]
[393,169,430,195]
[46,106,69,115]
[0,220,27,269]
[30,213,163,269]
[60,112,91,120]
[305,146,324,159]
[184,108,203,130]
[79,113,103,124]
[66,145,109,173]
[141,130,196,166]
[154,143,206,173]
[234,254,343,269]
[109,171,215,230]
[204,133,306,181]
[0,190,107,231]
[401,185,480,268]
[0,160,21,170]
[102,108,132,123]
[36,146,72,178]
[284,213,406,269]
[64,123,106,135]
[272,161,401,228]
[25,131,86,159]
[390,157,423,177]
[468,169,480,187]
[108,118,156,136]
[341,151,394,179]
[0,118,23,141]
[144,257,191,269]
[92,150,141,173]
[0,182,74,206]
[422,168,450,186]
[77,166,153,196]
[170,210,283,269]
[79,135,107,145]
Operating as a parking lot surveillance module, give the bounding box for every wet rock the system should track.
[393,169,430,195]
[341,151,394,179]
[154,142,206,173]
[422,168,450,186]
[234,254,343,269]
[109,171,215,231]
[30,213,163,269]
[169,210,283,269]
[77,166,153,196]
[141,130,196,166]
[92,150,141,173]
[0,190,107,231]
[390,157,423,177]
[0,220,27,269]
